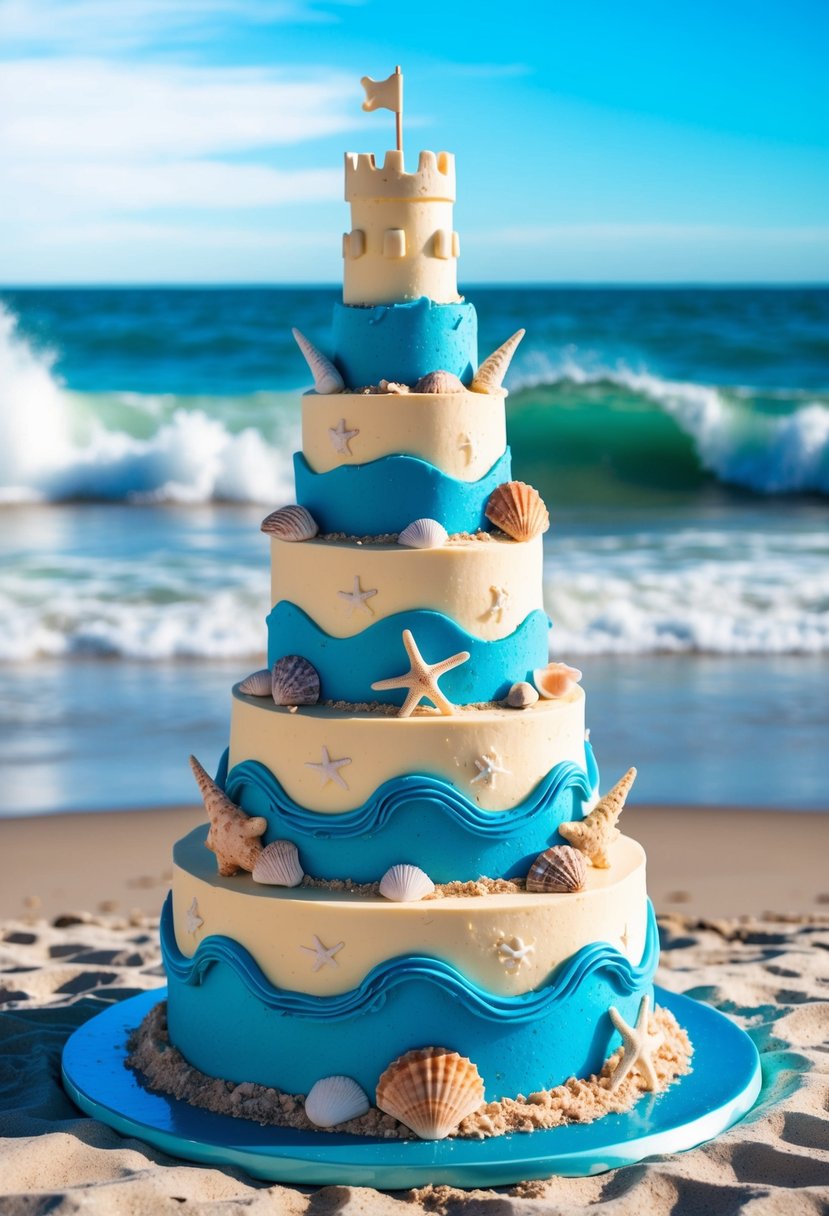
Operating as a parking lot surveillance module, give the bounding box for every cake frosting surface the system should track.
[152,78,676,1142]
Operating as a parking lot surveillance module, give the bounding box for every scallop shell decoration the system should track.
[413,370,466,394]
[376,1047,485,1140]
[292,328,345,394]
[398,518,448,550]
[526,844,587,894]
[304,1075,370,1128]
[379,864,435,903]
[252,839,304,887]
[271,655,320,706]
[506,681,539,709]
[533,661,583,700]
[470,329,525,394]
[485,481,549,542]
[260,505,319,542]
[238,668,273,697]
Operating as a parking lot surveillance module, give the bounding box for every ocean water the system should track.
[0,286,827,815]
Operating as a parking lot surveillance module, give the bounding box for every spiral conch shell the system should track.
[271,655,320,706]
[376,1047,485,1140]
[252,839,304,887]
[292,328,344,394]
[485,481,549,542]
[470,329,525,394]
[526,844,587,893]
[379,864,435,902]
[260,505,319,542]
[558,767,637,868]
[189,755,266,877]
[304,1075,370,1128]
[533,661,583,700]
[398,518,448,549]
[413,370,466,394]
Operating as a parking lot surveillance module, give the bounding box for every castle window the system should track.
[343,229,366,259]
[383,228,407,259]
[433,229,452,260]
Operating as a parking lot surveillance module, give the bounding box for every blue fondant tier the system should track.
[331,298,478,388]
[220,747,599,883]
[266,604,551,707]
[162,895,659,1101]
[293,449,511,536]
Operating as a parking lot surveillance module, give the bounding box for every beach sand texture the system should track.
[1,809,828,1213]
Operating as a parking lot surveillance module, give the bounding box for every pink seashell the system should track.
[533,662,583,699]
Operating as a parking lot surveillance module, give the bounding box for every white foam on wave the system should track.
[511,353,829,496]
[545,528,829,655]
[0,304,294,505]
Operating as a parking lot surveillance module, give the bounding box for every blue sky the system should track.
[1,0,827,283]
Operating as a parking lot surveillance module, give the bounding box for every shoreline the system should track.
[3,802,828,921]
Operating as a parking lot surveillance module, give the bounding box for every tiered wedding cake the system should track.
[144,79,686,1142]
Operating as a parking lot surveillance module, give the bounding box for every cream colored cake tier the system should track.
[172,828,646,997]
[269,534,543,640]
[229,686,587,813]
[301,388,506,478]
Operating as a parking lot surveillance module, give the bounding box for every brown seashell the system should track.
[376,1047,485,1140]
[292,328,344,394]
[271,655,320,706]
[526,844,587,893]
[558,768,637,868]
[378,379,410,394]
[238,668,272,697]
[260,505,319,542]
[470,329,525,394]
[506,681,539,709]
[485,481,549,542]
[412,370,466,395]
[189,755,266,877]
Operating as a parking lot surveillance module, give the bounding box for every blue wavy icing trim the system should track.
[266,603,551,705]
[161,894,658,1024]
[225,755,595,841]
[330,297,478,388]
[293,448,512,535]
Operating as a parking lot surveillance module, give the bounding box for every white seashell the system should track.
[506,681,539,709]
[533,661,583,700]
[252,839,304,887]
[470,329,525,394]
[271,655,320,706]
[398,518,448,549]
[412,370,466,394]
[379,864,435,902]
[292,328,345,394]
[378,379,410,394]
[238,669,273,697]
[260,505,319,542]
[376,1047,485,1140]
[304,1075,370,1128]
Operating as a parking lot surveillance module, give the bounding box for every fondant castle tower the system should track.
[160,75,661,1141]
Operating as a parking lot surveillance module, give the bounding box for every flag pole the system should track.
[395,65,403,154]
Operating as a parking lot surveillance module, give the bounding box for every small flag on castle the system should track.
[360,66,403,153]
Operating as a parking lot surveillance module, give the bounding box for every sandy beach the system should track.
[1,804,827,1213]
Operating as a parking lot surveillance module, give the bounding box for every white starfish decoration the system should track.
[458,432,475,464]
[338,575,377,617]
[186,897,204,936]
[370,629,470,718]
[496,936,535,974]
[299,935,344,972]
[620,923,631,952]
[608,995,664,1092]
[471,751,512,787]
[305,745,352,790]
[485,586,510,622]
[328,418,359,455]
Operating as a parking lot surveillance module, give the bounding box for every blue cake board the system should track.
[62,985,761,1189]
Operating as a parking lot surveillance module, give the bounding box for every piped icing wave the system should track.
[162,893,658,1021]
[266,603,550,705]
[221,749,598,881]
[293,449,511,535]
[331,297,478,388]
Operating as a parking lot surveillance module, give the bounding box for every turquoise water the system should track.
[0,287,827,814]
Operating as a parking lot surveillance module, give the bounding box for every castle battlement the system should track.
[345,149,456,202]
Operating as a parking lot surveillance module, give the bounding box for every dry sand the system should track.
[1,806,828,1213]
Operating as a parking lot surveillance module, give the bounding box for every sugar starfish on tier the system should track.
[189,755,267,877]
[486,586,509,622]
[607,994,663,1092]
[300,935,344,972]
[470,751,511,787]
[338,575,377,617]
[370,629,470,717]
[558,767,637,868]
[305,745,352,790]
[328,418,359,455]
[496,936,535,973]
[186,897,204,935]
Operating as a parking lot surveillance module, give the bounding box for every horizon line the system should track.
[2,281,828,291]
